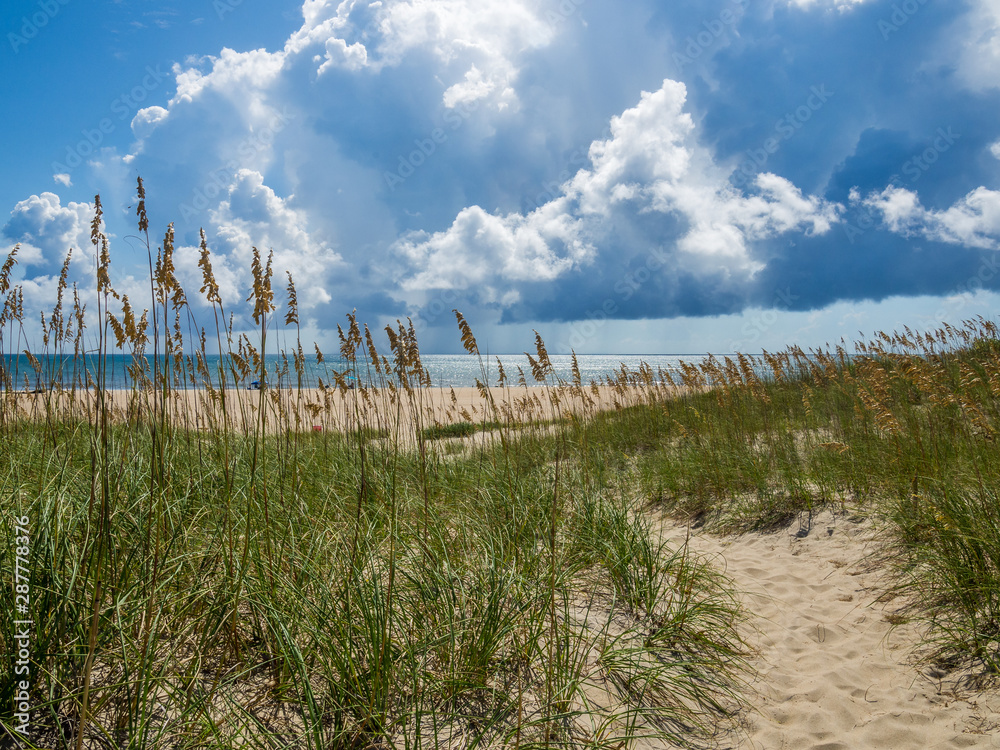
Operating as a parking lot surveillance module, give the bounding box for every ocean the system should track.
[2,352,705,390]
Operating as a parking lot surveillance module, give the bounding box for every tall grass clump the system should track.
[0,183,749,749]
[891,483,1000,673]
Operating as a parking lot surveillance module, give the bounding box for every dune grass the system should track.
[0,401,750,748]
[0,185,749,749]
[0,183,998,748]
[421,421,504,441]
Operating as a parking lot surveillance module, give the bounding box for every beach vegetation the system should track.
[0,185,749,748]
[1,183,998,747]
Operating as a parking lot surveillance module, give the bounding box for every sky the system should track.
[2,0,999,355]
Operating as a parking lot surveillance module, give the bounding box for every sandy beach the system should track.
[5,382,675,436]
[659,511,1000,749]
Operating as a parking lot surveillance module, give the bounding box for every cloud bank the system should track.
[3,0,999,351]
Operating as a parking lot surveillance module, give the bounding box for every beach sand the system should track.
[658,510,1000,749]
[5,383,670,436]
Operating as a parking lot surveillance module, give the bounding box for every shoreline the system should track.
[4,383,684,435]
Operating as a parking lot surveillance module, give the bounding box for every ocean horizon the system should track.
[2,352,713,391]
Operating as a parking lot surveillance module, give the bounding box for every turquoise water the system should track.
[2,353,703,390]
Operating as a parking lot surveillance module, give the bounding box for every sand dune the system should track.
[10,383,1000,747]
[659,511,1000,749]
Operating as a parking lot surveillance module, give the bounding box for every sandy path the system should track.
[658,511,1000,749]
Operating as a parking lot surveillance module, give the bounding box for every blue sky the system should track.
[2,0,999,355]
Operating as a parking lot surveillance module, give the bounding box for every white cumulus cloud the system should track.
[862,185,1000,249]
[116,0,574,295]
[395,198,592,305]
[317,37,369,73]
[175,170,343,316]
[299,0,555,110]
[131,106,169,141]
[394,78,843,303]
[2,193,95,272]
